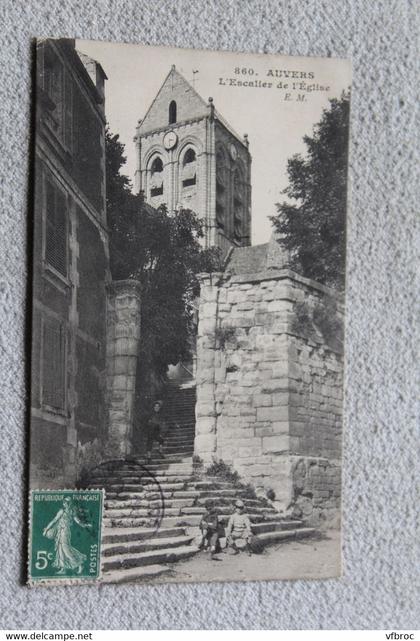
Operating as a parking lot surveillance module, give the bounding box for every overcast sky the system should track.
[78,39,351,245]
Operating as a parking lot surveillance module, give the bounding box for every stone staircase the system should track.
[86,384,316,584]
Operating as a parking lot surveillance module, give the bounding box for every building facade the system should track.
[30,39,109,487]
[134,66,252,254]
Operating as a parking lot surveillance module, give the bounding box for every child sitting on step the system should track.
[199,506,222,559]
[225,499,253,556]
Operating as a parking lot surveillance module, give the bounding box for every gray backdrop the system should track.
[0,0,418,630]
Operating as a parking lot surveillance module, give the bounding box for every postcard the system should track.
[28,38,350,585]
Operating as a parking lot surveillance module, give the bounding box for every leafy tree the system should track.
[105,127,220,404]
[270,92,350,290]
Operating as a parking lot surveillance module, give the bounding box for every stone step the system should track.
[251,519,304,534]
[105,489,196,501]
[195,488,254,499]
[180,506,207,515]
[162,490,199,500]
[106,491,147,500]
[196,496,270,508]
[106,499,150,509]
[154,475,193,484]
[102,544,199,572]
[166,402,194,406]
[106,496,196,510]
[165,424,195,430]
[166,423,195,429]
[103,534,195,557]
[104,510,276,529]
[134,456,192,466]
[157,511,271,529]
[104,517,161,529]
[143,462,194,471]
[158,515,203,528]
[121,464,193,475]
[90,474,179,484]
[143,480,190,490]
[256,527,316,546]
[221,512,270,523]
[90,473,192,484]
[195,503,277,516]
[164,439,194,446]
[91,481,189,493]
[102,525,186,544]
[153,453,194,461]
[164,445,194,453]
[149,497,196,509]
[102,564,170,584]
[188,480,239,490]
[164,430,195,437]
[106,506,197,519]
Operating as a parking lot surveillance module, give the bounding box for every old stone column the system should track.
[194,272,222,463]
[106,280,141,458]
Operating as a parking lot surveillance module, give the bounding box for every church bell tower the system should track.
[134,65,252,253]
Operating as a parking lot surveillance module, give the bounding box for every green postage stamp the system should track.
[28,489,104,584]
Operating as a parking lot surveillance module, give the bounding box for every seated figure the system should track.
[225,499,253,556]
[199,507,221,559]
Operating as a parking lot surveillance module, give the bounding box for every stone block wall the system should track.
[106,280,141,458]
[195,267,343,525]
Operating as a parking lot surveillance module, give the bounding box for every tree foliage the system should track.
[105,127,221,387]
[270,93,350,290]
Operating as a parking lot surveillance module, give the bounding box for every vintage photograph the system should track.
[29,37,351,585]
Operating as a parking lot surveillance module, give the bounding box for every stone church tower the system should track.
[134,65,252,253]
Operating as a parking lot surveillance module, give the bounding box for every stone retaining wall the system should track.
[195,267,343,525]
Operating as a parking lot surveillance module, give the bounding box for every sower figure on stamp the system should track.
[225,499,253,556]
[43,497,92,575]
[145,399,167,462]
[199,506,222,559]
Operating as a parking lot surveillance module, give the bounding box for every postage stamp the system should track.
[28,489,104,583]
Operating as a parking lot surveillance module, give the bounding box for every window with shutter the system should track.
[45,180,68,277]
[42,317,66,412]
[64,73,73,150]
[44,54,63,136]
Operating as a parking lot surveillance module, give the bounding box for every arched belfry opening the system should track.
[169,100,177,125]
[151,156,163,173]
[182,148,197,188]
[149,155,164,197]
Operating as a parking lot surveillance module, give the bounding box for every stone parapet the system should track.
[194,266,343,524]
